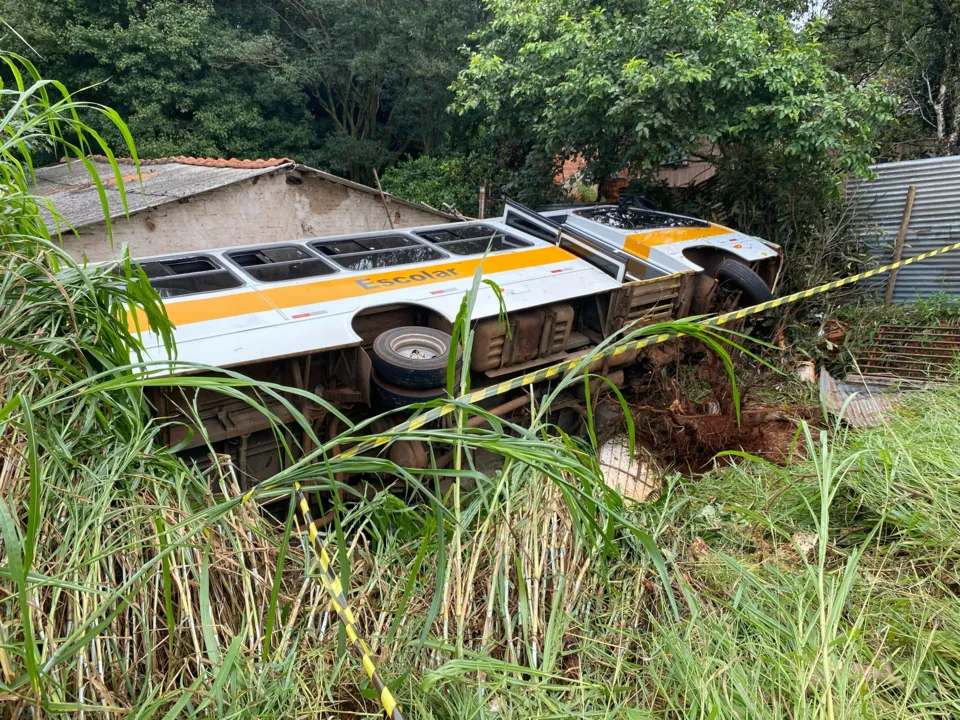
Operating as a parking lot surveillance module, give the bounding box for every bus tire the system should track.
[372,371,447,410]
[372,326,462,389]
[715,259,774,307]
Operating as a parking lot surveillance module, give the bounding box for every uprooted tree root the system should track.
[627,342,817,472]
[634,405,812,472]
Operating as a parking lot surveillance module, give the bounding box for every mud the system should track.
[622,347,816,474]
[632,406,809,473]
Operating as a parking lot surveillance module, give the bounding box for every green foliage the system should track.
[236,0,486,181]
[454,0,896,182]
[0,0,315,161]
[2,0,487,182]
[453,0,897,291]
[382,152,481,215]
[825,0,960,158]
[383,134,567,216]
[0,51,138,241]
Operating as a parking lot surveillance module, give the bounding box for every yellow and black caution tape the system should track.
[293,481,404,720]
[342,236,960,458]
[273,237,960,718]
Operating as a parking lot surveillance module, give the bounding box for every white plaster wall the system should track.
[60,170,449,262]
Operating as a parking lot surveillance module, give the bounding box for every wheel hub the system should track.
[388,332,446,362]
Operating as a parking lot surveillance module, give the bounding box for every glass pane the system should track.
[506,215,558,243]
[419,230,460,244]
[228,246,312,267]
[261,246,311,262]
[456,224,501,239]
[574,206,709,230]
[229,251,266,267]
[150,271,243,298]
[332,246,445,271]
[313,239,368,256]
[311,234,417,256]
[417,224,531,255]
[163,257,219,275]
[356,235,418,251]
[138,261,175,278]
[244,259,336,283]
[441,236,521,255]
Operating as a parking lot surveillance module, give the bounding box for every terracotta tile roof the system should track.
[77,154,294,169]
[158,155,293,168]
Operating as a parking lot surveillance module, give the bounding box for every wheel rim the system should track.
[388,331,447,361]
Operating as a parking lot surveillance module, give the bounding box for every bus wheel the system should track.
[372,371,447,410]
[372,326,462,389]
[715,259,774,307]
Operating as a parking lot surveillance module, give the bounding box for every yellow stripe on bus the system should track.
[624,225,731,260]
[129,245,573,331]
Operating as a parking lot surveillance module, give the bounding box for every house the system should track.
[557,154,717,201]
[34,156,457,262]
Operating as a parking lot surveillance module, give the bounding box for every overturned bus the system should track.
[127,201,780,488]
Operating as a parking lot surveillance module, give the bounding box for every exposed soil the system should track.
[632,406,811,473]
[621,345,818,474]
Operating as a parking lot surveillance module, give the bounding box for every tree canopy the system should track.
[2,0,952,220]
[452,0,896,182]
[825,0,960,157]
[0,0,484,181]
[252,0,485,180]
[0,0,315,160]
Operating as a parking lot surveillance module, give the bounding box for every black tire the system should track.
[715,259,774,307]
[372,326,462,390]
[372,371,447,411]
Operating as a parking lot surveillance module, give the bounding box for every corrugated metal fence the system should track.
[848,155,960,302]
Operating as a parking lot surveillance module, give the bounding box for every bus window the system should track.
[504,215,559,243]
[135,255,244,298]
[227,245,337,283]
[416,224,532,256]
[310,235,445,270]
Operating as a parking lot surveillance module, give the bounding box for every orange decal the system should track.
[127,290,274,331]
[262,245,569,310]
[130,245,573,331]
[624,225,731,260]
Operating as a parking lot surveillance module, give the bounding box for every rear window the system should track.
[416,224,532,256]
[310,234,445,270]
[135,255,243,298]
[573,206,709,230]
[227,245,336,283]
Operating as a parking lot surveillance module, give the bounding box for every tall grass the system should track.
[4,55,960,719]
[8,247,960,719]
[0,54,717,715]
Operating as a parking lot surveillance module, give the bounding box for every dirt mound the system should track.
[631,405,810,473]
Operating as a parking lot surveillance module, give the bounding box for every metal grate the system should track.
[858,324,960,379]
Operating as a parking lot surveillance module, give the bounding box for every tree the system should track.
[824,0,960,157]
[1,0,487,185]
[453,0,895,182]
[252,0,486,181]
[452,0,897,292]
[0,0,314,160]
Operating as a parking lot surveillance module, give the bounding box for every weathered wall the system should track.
[62,169,450,262]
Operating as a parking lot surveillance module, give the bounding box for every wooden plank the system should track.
[885,184,917,306]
